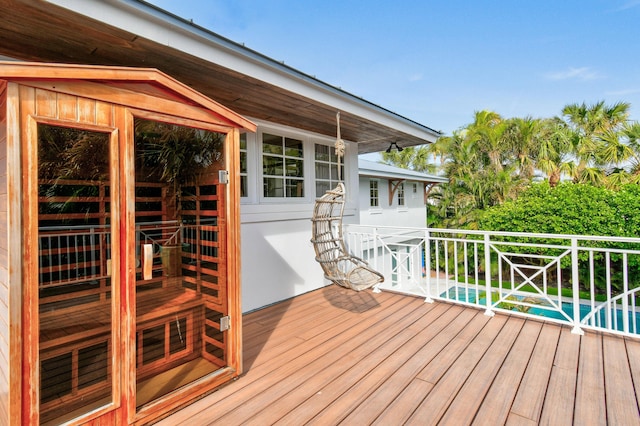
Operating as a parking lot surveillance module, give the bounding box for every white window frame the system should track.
[239,132,248,199]
[240,121,356,222]
[314,143,345,197]
[260,131,305,201]
[369,179,379,208]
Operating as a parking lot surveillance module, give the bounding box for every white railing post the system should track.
[425,229,433,303]
[622,254,629,333]
[571,237,584,335]
[372,227,381,293]
[484,233,494,317]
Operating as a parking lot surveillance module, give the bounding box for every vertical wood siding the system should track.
[0,80,9,426]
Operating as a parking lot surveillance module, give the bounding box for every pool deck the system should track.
[157,285,640,425]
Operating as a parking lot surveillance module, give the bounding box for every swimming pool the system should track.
[441,287,640,334]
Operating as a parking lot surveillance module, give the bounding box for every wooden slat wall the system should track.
[0,80,9,426]
[33,87,115,127]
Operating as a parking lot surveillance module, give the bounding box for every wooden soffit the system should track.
[0,0,439,153]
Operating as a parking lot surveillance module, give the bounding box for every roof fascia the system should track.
[359,170,448,183]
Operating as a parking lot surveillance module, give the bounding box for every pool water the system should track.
[442,287,640,334]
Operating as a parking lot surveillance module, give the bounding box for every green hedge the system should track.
[476,182,640,292]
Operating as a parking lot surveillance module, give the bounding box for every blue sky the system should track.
[147,0,640,136]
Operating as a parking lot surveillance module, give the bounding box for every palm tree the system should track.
[504,117,541,180]
[381,145,414,169]
[427,135,452,170]
[602,121,640,188]
[381,145,437,173]
[562,101,630,183]
[467,110,507,171]
[411,145,437,173]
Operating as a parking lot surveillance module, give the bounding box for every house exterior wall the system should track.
[358,177,427,228]
[239,120,359,312]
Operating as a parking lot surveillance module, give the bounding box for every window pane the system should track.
[286,158,304,177]
[38,124,113,424]
[286,179,304,197]
[240,151,247,174]
[316,181,330,197]
[330,164,340,181]
[315,162,330,180]
[262,133,283,154]
[370,180,379,207]
[315,144,330,161]
[264,177,284,197]
[239,133,247,150]
[284,137,303,157]
[263,155,283,176]
[240,176,247,198]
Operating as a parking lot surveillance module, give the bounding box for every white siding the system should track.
[238,119,359,312]
[358,178,427,228]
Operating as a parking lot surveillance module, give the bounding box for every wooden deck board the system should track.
[214,295,429,425]
[276,304,462,425]
[602,333,640,424]
[574,331,607,425]
[508,322,561,423]
[246,301,452,425]
[405,315,510,425]
[625,338,640,414]
[156,286,640,426]
[463,320,542,426]
[313,305,479,425]
[538,326,580,425]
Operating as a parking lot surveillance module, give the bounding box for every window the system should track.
[370,180,379,207]
[314,144,344,197]
[413,183,418,193]
[262,133,304,198]
[240,133,247,197]
[398,182,405,206]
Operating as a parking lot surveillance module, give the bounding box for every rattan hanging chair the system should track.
[310,112,384,291]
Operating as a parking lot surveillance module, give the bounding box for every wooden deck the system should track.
[156,285,640,425]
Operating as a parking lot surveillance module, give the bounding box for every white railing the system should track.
[344,225,640,338]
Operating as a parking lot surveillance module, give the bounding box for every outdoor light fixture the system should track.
[386,141,403,153]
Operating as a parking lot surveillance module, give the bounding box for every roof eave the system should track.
[44,0,440,147]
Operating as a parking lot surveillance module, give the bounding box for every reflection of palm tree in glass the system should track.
[38,124,110,223]
[134,119,224,185]
[134,119,224,219]
[38,125,110,181]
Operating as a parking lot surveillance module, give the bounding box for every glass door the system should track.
[133,118,230,409]
[37,124,116,425]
